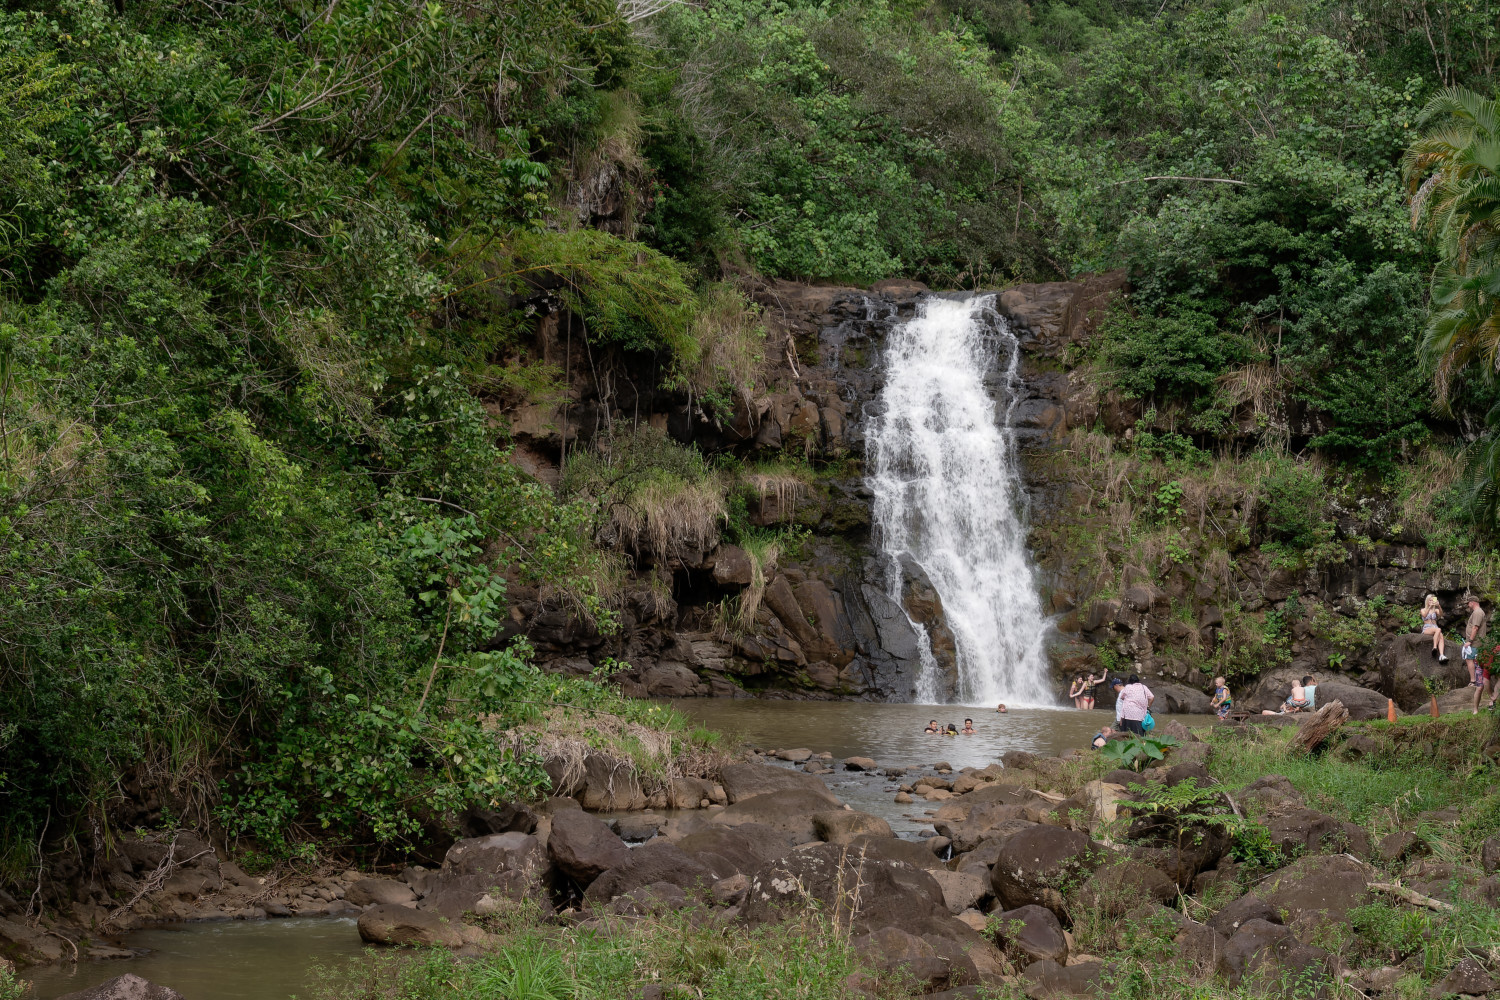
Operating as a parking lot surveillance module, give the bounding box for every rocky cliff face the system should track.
[496,273,1492,711]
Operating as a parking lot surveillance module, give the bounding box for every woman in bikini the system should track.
[1068,674,1088,708]
[1421,594,1449,663]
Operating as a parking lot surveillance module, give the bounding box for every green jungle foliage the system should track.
[0,0,1497,867]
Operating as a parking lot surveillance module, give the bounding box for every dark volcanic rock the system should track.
[548,809,630,885]
[1019,959,1104,998]
[852,926,954,992]
[584,842,713,904]
[675,824,792,874]
[710,789,845,843]
[716,763,840,804]
[994,904,1068,964]
[991,826,1099,916]
[1071,859,1177,916]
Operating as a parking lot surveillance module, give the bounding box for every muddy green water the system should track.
[22,700,1215,999]
[25,918,366,1000]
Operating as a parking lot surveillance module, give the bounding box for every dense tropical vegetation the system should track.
[0,0,1497,873]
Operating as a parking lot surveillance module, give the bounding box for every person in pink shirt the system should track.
[1116,674,1155,735]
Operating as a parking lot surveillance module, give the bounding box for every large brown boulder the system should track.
[442,832,546,878]
[740,842,945,934]
[710,789,844,843]
[812,809,892,845]
[1382,632,1469,711]
[930,870,989,914]
[1207,894,1280,937]
[358,903,464,947]
[717,763,840,804]
[851,926,956,992]
[845,833,946,871]
[1217,918,1331,990]
[57,976,185,1000]
[1264,808,1371,859]
[991,826,1100,916]
[1019,959,1104,998]
[547,809,629,886]
[345,878,417,907]
[1071,859,1177,916]
[994,904,1068,964]
[1314,681,1389,720]
[583,842,713,904]
[1254,854,1372,939]
[675,824,792,874]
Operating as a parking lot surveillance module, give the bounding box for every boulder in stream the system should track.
[358,903,465,947]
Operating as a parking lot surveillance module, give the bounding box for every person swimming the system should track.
[995,703,1008,713]
[962,718,976,734]
[944,723,959,736]
[924,720,940,733]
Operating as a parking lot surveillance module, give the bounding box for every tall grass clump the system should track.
[564,425,727,562]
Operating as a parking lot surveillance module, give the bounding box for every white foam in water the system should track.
[866,295,1053,706]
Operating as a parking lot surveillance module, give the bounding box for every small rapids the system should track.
[865,294,1052,706]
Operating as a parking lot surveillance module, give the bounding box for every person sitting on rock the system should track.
[1210,676,1233,720]
[1421,594,1450,663]
[962,718,976,734]
[1091,727,1114,749]
[1263,675,1313,714]
[925,720,940,734]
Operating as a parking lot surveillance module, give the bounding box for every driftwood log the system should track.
[1292,699,1349,752]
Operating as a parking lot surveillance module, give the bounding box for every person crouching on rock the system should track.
[925,719,940,734]
[1116,675,1154,735]
[1421,594,1450,663]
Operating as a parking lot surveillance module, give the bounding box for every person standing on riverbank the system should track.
[1465,596,1491,713]
[1116,675,1154,735]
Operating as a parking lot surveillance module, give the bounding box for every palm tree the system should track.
[1403,87,1500,404]
[1405,88,1500,527]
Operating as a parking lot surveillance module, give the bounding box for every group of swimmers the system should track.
[925,719,977,735]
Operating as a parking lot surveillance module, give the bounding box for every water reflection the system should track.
[671,699,1193,768]
[26,917,366,1000]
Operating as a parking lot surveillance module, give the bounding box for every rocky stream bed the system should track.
[12,709,1500,1000]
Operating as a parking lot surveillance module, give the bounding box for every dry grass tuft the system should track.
[610,473,726,558]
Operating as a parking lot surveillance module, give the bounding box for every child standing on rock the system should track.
[1210,676,1233,720]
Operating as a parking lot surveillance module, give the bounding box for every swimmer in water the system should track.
[924,719,940,734]
[962,718,976,734]
[995,703,1008,714]
[944,723,959,736]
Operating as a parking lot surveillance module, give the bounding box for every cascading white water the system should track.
[866,294,1052,706]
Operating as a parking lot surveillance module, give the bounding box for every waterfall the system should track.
[865,294,1053,706]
